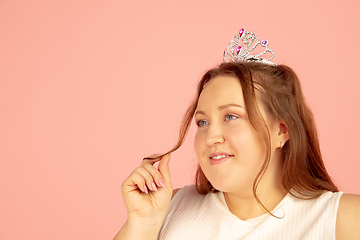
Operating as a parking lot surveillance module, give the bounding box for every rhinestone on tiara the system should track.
[223,28,275,65]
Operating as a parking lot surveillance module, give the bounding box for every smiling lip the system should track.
[209,151,233,165]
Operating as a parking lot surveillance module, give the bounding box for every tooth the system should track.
[213,154,228,160]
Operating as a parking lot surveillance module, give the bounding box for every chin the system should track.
[209,180,231,193]
[209,177,254,195]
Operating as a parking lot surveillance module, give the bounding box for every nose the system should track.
[205,123,225,146]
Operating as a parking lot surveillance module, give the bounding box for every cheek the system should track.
[194,131,204,155]
[226,127,265,159]
[226,125,250,145]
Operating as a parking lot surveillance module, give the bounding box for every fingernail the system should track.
[144,185,148,194]
[151,182,157,191]
[159,178,165,187]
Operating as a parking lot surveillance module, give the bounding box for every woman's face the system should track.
[194,75,281,194]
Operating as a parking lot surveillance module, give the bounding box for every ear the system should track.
[277,122,289,148]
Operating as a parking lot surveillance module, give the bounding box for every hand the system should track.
[121,154,172,223]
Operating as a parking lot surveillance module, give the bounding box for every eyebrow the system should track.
[195,103,244,115]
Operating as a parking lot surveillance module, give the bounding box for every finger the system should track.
[122,172,148,194]
[142,163,165,188]
[141,153,163,167]
[133,167,158,192]
[158,154,172,187]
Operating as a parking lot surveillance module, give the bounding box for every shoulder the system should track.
[166,185,207,216]
[168,185,207,210]
[172,188,181,199]
[336,193,360,240]
[171,185,198,199]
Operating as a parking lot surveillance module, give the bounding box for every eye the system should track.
[225,114,238,121]
[196,120,208,127]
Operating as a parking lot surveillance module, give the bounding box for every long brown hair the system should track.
[150,61,338,202]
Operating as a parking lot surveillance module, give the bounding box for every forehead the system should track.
[198,75,244,108]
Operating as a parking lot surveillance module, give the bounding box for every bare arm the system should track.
[114,188,181,240]
[114,218,163,240]
[336,194,360,240]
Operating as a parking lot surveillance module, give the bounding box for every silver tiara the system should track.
[223,28,275,65]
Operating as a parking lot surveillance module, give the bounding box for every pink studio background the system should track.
[1,0,359,239]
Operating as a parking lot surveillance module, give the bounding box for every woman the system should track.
[114,29,360,239]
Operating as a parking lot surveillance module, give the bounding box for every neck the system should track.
[223,180,287,220]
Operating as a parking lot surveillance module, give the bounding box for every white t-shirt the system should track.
[158,185,343,240]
